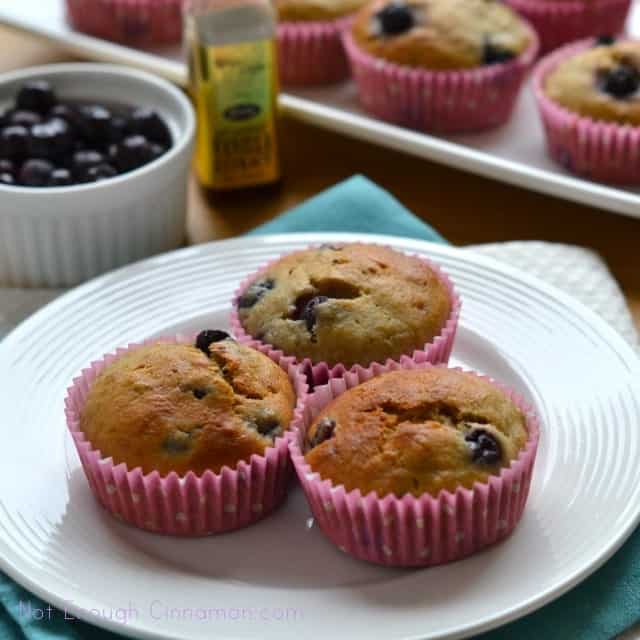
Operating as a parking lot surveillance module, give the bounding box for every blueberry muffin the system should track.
[66,0,183,45]
[236,244,453,368]
[80,331,296,476]
[276,0,367,86]
[544,39,640,125]
[351,0,532,70]
[277,0,367,21]
[504,0,631,54]
[305,368,528,497]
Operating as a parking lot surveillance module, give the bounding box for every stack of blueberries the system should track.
[0,80,172,188]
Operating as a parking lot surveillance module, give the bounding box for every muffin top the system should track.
[276,0,367,21]
[237,244,452,368]
[305,368,528,498]
[80,332,296,476]
[351,0,532,70]
[544,40,640,125]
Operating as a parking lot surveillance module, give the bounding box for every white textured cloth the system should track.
[1,242,638,352]
[467,241,639,352]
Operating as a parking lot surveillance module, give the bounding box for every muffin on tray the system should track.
[504,0,631,54]
[276,0,369,85]
[343,0,538,132]
[66,0,183,45]
[534,38,640,183]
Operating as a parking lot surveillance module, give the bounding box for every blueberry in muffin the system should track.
[236,244,453,368]
[304,368,528,497]
[80,331,296,476]
[351,0,532,70]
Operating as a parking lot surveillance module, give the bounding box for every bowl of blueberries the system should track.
[0,63,195,287]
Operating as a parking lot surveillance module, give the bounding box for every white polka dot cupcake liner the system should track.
[66,0,183,45]
[278,16,354,86]
[289,361,540,567]
[229,244,461,388]
[64,334,309,536]
[341,25,538,134]
[533,38,640,185]
[504,0,631,54]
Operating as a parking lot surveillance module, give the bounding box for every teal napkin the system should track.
[1,175,637,640]
[248,174,446,243]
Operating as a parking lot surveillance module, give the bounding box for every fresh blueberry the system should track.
[85,163,117,182]
[482,40,515,65]
[9,110,42,127]
[78,104,114,143]
[0,172,15,186]
[49,104,83,132]
[595,34,615,46]
[47,167,73,186]
[29,122,55,158]
[128,107,172,146]
[109,115,128,144]
[109,135,154,172]
[376,1,414,35]
[0,126,30,158]
[600,63,640,98]
[30,118,74,158]
[20,159,54,187]
[308,417,336,449]
[195,329,231,355]
[16,81,57,114]
[72,149,105,177]
[465,429,502,465]
[238,279,275,309]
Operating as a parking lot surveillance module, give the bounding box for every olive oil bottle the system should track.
[185,0,280,191]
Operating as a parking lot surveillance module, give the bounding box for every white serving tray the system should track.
[1,0,640,220]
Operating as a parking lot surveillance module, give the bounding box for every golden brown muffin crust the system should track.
[545,41,640,125]
[351,0,531,70]
[81,339,296,476]
[305,368,528,497]
[276,0,367,21]
[237,244,452,368]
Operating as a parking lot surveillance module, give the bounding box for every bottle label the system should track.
[190,38,280,190]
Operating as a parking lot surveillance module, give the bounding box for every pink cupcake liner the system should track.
[277,16,353,86]
[342,25,539,134]
[289,361,540,567]
[64,334,309,536]
[504,0,631,54]
[66,0,183,46]
[533,38,640,185]
[230,243,461,388]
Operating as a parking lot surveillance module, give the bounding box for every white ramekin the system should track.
[0,64,195,288]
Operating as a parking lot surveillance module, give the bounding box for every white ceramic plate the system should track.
[1,0,640,219]
[0,233,639,640]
